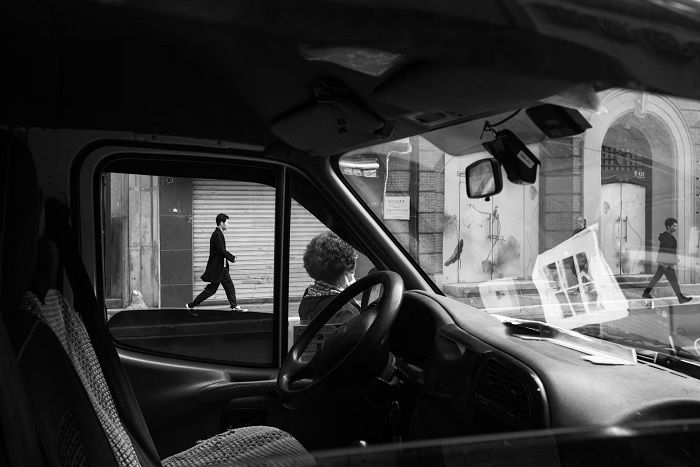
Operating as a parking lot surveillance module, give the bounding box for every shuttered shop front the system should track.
[289,200,327,300]
[192,180,326,304]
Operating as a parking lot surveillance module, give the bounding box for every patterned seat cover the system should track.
[24,290,314,467]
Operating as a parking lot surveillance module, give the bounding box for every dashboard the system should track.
[388,291,700,438]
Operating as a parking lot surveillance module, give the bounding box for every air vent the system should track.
[476,359,532,418]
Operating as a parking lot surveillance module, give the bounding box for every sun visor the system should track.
[422,110,546,156]
[270,97,386,155]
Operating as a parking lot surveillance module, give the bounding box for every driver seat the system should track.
[0,133,313,466]
[21,267,310,466]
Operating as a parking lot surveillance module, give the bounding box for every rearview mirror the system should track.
[465,158,502,199]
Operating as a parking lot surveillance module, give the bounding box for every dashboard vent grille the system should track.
[636,353,656,364]
[477,359,532,417]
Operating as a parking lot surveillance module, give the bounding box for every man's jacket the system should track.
[201,228,236,282]
[657,231,678,266]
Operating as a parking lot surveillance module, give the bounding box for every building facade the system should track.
[105,90,700,309]
[443,90,700,287]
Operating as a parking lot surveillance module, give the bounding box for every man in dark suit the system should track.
[186,213,247,315]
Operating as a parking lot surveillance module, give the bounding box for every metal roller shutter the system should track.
[193,180,276,303]
[289,199,328,301]
[192,180,326,305]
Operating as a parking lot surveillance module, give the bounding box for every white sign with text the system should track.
[384,196,411,220]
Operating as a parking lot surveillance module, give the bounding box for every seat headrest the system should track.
[1,131,42,310]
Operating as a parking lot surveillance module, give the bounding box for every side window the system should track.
[103,171,276,366]
[287,197,377,351]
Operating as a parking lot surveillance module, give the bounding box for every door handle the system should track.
[623,216,628,242]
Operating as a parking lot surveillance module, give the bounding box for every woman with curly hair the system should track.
[299,231,361,324]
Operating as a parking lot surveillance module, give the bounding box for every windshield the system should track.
[340,89,700,369]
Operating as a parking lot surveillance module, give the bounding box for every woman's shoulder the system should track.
[298,294,360,324]
[298,294,334,321]
[331,301,360,323]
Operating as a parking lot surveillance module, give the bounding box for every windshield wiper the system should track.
[575,325,670,353]
[572,325,700,379]
[583,327,700,367]
[498,317,637,365]
[502,317,700,376]
[503,320,546,336]
[636,349,700,379]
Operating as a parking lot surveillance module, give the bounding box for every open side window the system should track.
[101,159,279,366]
[98,157,379,367]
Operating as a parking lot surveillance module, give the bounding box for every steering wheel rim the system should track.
[278,271,403,404]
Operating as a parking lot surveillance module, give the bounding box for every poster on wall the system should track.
[532,224,628,329]
[384,196,410,220]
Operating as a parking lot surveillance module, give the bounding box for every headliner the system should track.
[3,0,700,155]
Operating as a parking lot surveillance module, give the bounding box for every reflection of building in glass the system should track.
[443,90,700,288]
[105,91,700,306]
[600,146,650,275]
[343,137,446,285]
[583,90,698,283]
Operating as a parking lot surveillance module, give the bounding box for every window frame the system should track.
[74,142,388,369]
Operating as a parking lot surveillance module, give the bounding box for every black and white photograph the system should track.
[6,1,700,465]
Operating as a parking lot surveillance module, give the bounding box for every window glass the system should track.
[339,90,700,376]
[103,172,275,366]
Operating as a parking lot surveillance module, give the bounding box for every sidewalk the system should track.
[108,299,302,320]
[443,274,700,316]
[444,274,700,298]
[109,275,700,319]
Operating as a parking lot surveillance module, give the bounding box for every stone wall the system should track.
[539,136,583,251]
[159,177,194,307]
[127,174,160,307]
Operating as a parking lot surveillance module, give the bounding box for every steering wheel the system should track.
[278,271,404,405]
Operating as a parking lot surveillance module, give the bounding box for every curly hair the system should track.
[303,231,357,283]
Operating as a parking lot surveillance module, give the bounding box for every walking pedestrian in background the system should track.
[186,213,247,315]
[643,217,692,304]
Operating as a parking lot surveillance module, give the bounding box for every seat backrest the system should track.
[43,196,164,465]
[23,280,140,466]
[0,132,159,466]
[10,285,124,467]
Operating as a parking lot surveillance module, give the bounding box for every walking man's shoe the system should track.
[642,289,653,299]
[679,295,692,304]
[231,305,248,312]
[185,303,198,316]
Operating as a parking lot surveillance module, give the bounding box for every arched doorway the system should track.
[599,111,676,275]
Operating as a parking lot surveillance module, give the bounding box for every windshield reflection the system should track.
[340,89,700,372]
